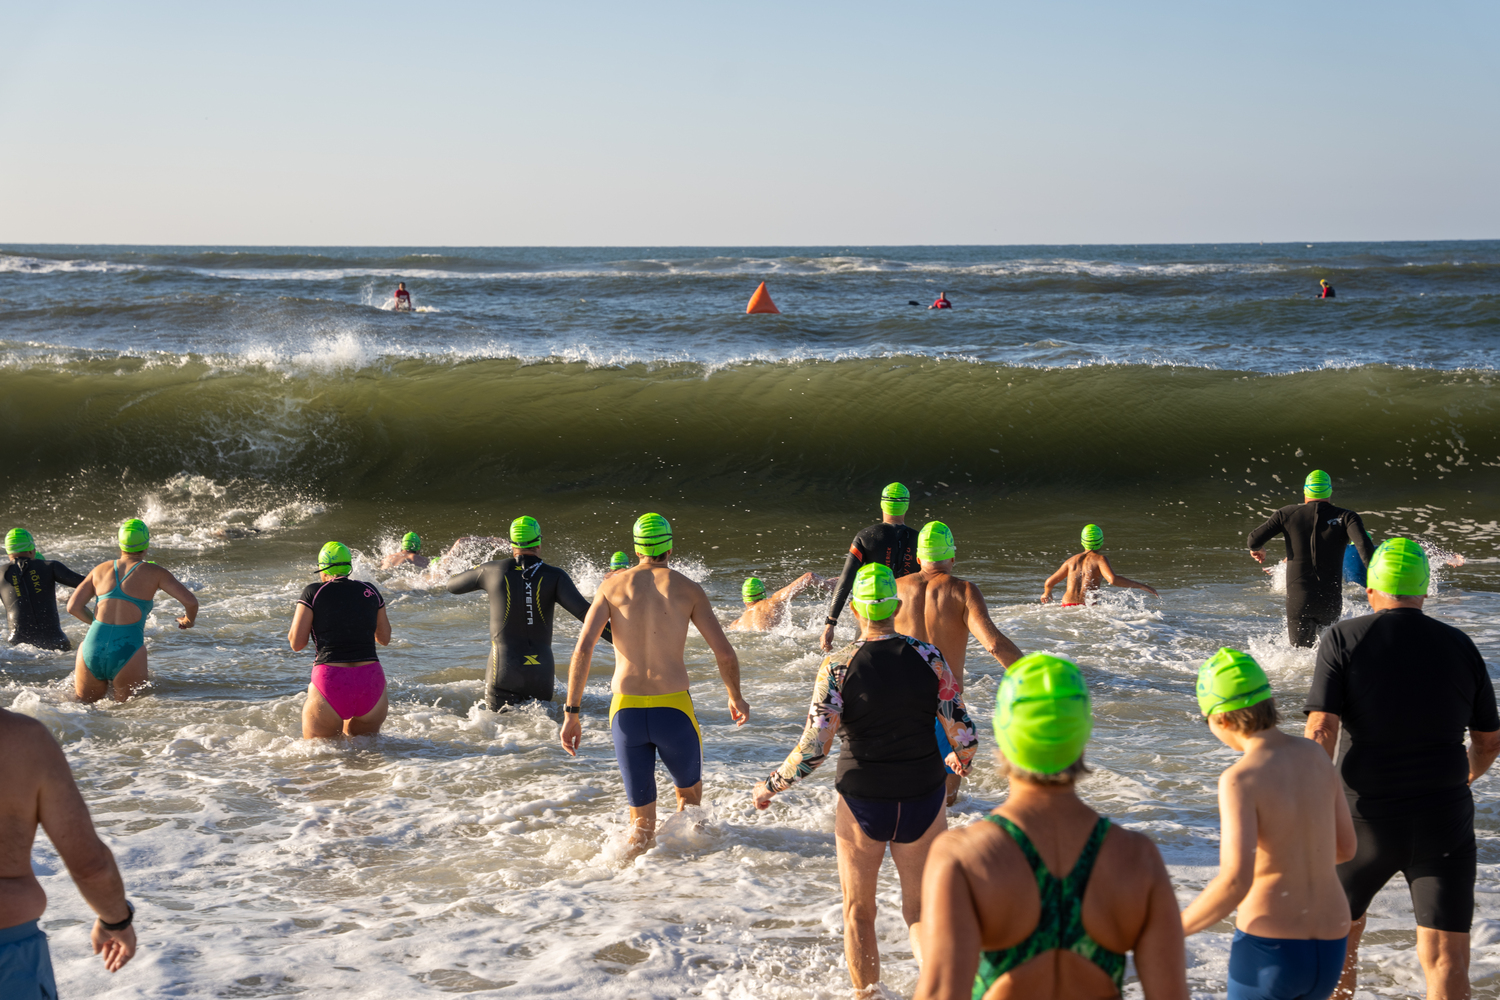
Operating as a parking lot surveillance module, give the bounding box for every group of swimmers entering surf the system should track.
[1,471,1492,1000]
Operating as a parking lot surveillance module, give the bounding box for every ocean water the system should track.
[1,242,1498,998]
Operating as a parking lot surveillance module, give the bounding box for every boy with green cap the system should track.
[727,571,833,631]
[820,482,921,651]
[3,528,88,651]
[1181,648,1355,1000]
[1304,538,1500,1000]
[915,653,1186,1000]
[380,531,430,570]
[1247,470,1375,647]
[1040,523,1159,607]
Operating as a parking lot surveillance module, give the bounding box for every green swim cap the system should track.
[5,529,34,554]
[1197,648,1273,717]
[510,516,541,548]
[401,531,422,552]
[1304,470,1332,499]
[118,518,150,554]
[633,513,672,558]
[918,521,956,562]
[993,653,1093,775]
[1366,537,1429,596]
[742,577,767,602]
[1081,524,1103,551]
[851,563,899,621]
[610,551,630,571]
[317,541,353,576]
[880,482,911,516]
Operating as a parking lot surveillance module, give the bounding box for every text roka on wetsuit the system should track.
[446,555,607,708]
[1248,500,1375,647]
[3,556,85,651]
[825,523,920,625]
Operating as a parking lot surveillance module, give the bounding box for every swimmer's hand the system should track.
[1143,585,1160,598]
[1039,593,1051,604]
[176,615,194,629]
[728,693,750,727]
[945,752,971,778]
[818,623,837,652]
[752,781,774,810]
[559,714,582,756]
[1250,548,1267,565]
[92,920,136,973]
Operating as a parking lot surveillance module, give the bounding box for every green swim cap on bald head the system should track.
[1081,524,1103,551]
[881,482,911,516]
[851,563,899,621]
[317,541,353,576]
[1367,537,1429,596]
[742,577,767,603]
[918,521,956,562]
[610,551,630,571]
[118,518,150,553]
[1197,648,1272,717]
[633,513,672,558]
[993,653,1093,775]
[5,529,34,555]
[1304,470,1332,499]
[401,531,422,552]
[510,516,541,548]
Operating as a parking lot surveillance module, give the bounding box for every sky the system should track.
[2,1,1498,246]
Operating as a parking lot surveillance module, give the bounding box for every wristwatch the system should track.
[99,901,134,932]
[563,705,580,714]
[824,617,839,627]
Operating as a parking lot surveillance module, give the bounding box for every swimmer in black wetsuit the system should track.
[2,529,87,652]
[445,516,609,709]
[1319,279,1336,299]
[1248,470,1375,648]
[819,482,921,652]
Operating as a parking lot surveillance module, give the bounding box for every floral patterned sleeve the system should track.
[908,637,979,769]
[764,646,853,794]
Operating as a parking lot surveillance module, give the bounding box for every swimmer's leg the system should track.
[110,648,149,703]
[345,690,389,737]
[650,705,703,813]
[835,794,890,990]
[302,683,346,739]
[612,708,662,850]
[893,799,947,967]
[73,652,108,704]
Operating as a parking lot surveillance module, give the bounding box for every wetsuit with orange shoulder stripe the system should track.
[825,522,920,625]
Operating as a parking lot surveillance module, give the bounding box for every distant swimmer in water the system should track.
[380,532,429,570]
[446,517,606,709]
[1247,470,1373,648]
[66,520,198,703]
[913,654,1188,1000]
[394,282,413,311]
[1041,523,1159,606]
[1180,649,1354,1000]
[821,483,921,652]
[290,542,390,738]
[604,551,631,578]
[930,291,952,309]
[562,513,749,852]
[896,521,1024,805]
[755,563,977,992]
[1319,279,1336,299]
[728,572,833,631]
[4,528,87,652]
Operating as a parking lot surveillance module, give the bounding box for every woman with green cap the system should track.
[755,562,978,992]
[3,528,88,652]
[290,541,391,738]
[915,653,1187,1000]
[65,519,198,703]
[1181,649,1354,1000]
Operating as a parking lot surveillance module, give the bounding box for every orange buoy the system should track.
[746,281,780,314]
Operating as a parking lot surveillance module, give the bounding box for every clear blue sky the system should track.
[3,1,1497,245]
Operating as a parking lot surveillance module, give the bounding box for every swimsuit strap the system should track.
[101,560,154,614]
[972,815,1126,998]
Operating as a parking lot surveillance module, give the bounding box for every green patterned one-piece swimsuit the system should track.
[972,815,1126,1000]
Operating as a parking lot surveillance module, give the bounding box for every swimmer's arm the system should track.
[65,571,98,625]
[928,647,977,774]
[288,604,313,652]
[560,593,613,755]
[770,572,820,604]
[1468,728,1500,784]
[1333,777,1356,864]
[1040,562,1068,602]
[557,573,611,644]
[1246,512,1285,563]
[912,837,983,1000]
[826,551,862,622]
[1097,555,1159,597]
[963,583,1022,668]
[157,570,198,628]
[444,566,483,595]
[1181,767,1256,935]
[50,562,86,589]
[759,656,844,800]
[1133,838,1190,1000]
[691,584,747,725]
[374,606,391,647]
[1304,711,1340,761]
[1347,514,1376,565]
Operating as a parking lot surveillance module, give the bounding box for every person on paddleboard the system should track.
[930,292,952,309]
[1319,279,1336,299]
[394,282,413,311]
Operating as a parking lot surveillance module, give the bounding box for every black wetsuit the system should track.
[826,522,920,624]
[1247,501,1374,647]
[446,555,608,708]
[3,557,84,651]
[1305,608,1499,930]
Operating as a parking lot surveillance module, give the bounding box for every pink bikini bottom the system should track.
[311,661,387,719]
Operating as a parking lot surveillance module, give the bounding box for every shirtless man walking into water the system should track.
[896,521,1024,805]
[1041,523,1158,606]
[561,513,749,851]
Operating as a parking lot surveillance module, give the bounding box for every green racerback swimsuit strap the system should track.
[972,815,1126,999]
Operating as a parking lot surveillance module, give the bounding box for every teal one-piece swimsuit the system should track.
[79,561,154,682]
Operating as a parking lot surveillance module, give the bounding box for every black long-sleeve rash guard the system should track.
[1248,500,1376,599]
[446,555,609,705]
[826,522,921,623]
[3,557,84,651]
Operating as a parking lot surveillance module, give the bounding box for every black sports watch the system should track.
[824,617,839,627]
[564,705,580,714]
[99,901,134,932]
